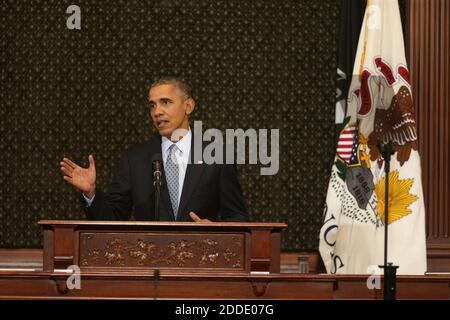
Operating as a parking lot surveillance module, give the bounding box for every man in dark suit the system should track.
[60,77,248,222]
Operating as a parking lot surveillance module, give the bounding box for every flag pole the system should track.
[379,143,398,300]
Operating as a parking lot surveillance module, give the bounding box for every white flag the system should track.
[319,0,426,275]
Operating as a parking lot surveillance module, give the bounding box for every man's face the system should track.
[148,84,195,139]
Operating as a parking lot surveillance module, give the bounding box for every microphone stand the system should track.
[153,161,162,221]
[378,143,398,300]
[153,269,160,300]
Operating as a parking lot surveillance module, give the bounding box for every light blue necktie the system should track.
[166,144,180,219]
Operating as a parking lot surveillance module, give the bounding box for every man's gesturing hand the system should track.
[60,155,97,199]
[189,212,212,223]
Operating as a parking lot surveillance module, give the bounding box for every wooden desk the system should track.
[0,271,449,299]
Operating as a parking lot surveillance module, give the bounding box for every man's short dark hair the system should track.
[150,77,193,100]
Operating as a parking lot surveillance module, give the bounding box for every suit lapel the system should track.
[161,173,175,221]
[176,133,206,220]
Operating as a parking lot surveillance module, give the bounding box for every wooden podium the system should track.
[39,220,288,275]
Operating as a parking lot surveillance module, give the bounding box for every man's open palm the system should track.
[60,155,96,198]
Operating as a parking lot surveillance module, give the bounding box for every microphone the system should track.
[152,153,163,182]
[152,154,163,221]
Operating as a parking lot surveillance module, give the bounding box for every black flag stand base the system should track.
[378,142,399,301]
[379,263,399,300]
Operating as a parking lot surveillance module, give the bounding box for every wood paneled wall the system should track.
[405,0,450,272]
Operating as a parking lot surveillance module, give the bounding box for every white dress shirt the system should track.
[83,130,192,207]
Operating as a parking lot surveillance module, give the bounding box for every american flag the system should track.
[337,127,359,164]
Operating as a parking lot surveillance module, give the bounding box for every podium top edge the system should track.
[37,220,288,229]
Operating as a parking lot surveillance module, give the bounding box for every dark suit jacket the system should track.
[83,134,248,222]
